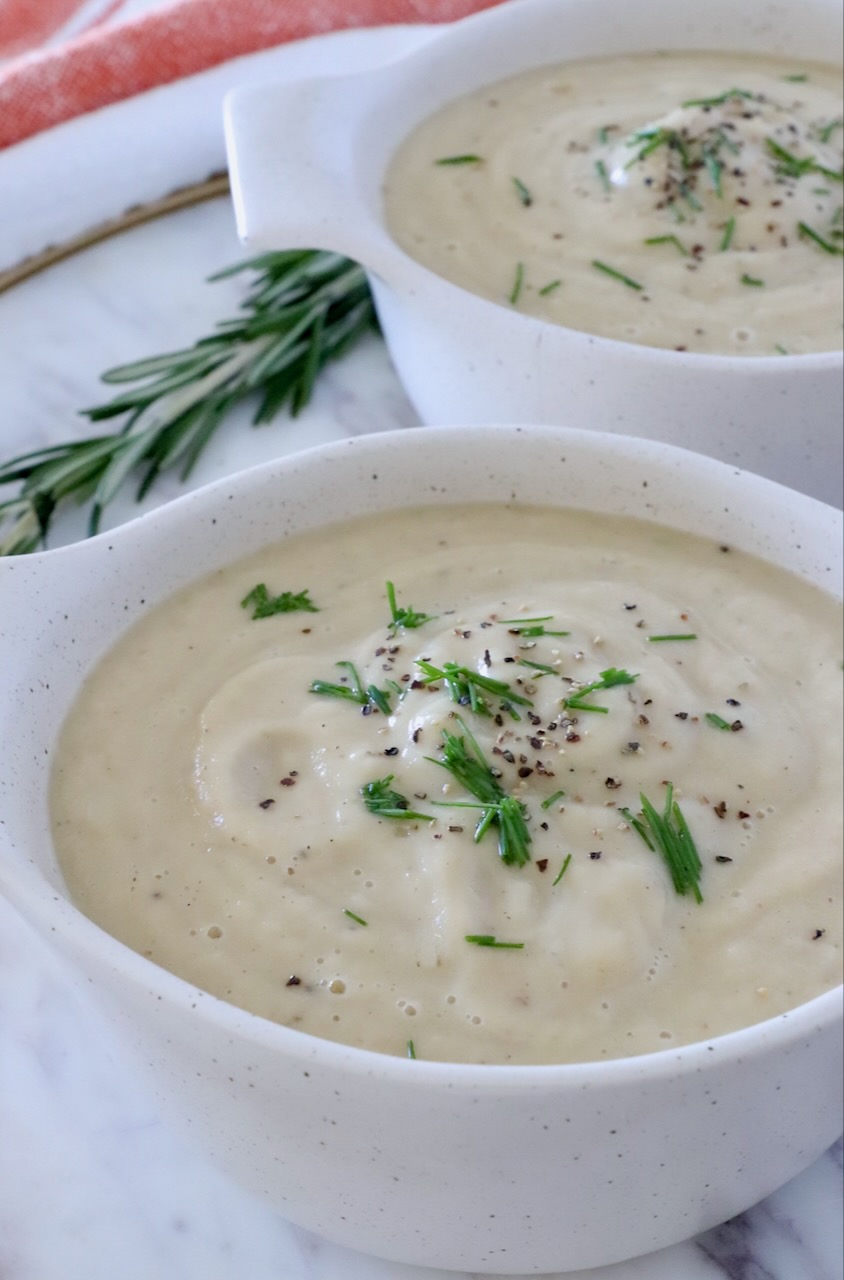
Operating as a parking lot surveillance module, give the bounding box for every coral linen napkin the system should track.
[0,0,508,150]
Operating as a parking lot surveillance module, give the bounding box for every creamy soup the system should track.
[383,52,844,355]
[50,505,843,1065]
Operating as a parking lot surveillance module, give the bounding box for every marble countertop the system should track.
[0,25,840,1280]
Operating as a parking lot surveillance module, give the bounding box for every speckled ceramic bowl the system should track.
[0,425,841,1274]
[224,0,844,509]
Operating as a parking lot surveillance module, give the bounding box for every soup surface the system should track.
[383,52,844,355]
[51,505,843,1064]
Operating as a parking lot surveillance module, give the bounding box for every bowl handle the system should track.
[223,76,397,276]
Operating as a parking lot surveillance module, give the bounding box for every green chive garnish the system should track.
[435,154,483,166]
[592,260,644,291]
[509,261,525,305]
[621,783,703,902]
[386,580,436,634]
[644,234,689,256]
[681,88,755,108]
[512,177,533,206]
[541,790,566,810]
[427,720,532,868]
[416,658,533,718]
[798,222,844,255]
[310,660,395,714]
[648,633,698,642]
[344,909,368,927]
[563,666,638,714]
[741,273,765,286]
[719,216,737,251]
[499,615,569,636]
[465,935,525,949]
[360,776,433,822]
[818,119,843,144]
[595,159,612,193]
[552,853,573,886]
[241,585,318,619]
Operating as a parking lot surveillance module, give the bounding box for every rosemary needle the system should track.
[0,250,378,555]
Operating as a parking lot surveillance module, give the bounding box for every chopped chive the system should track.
[765,137,843,183]
[360,775,434,822]
[386,580,436,634]
[648,633,698,642]
[241,585,318,618]
[435,154,483,165]
[427,720,532,868]
[818,119,843,144]
[624,126,676,168]
[720,216,737,251]
[517,657,558,675]
[538,279,562,296]
[592,260,644,291]
[741,273,765,286]
[703,149,725,196]
[798,221,844,255]
[552,853,573,886]
[679,183,703,212]
[705,712,734,730]
[416,658,533,717]
[344,909,368,927]
[310,660,394,714]
[407,1039,417,1059]
[499,615,569,636]
[509,261,525,305]
[775,343,789,355]
[465,935,525,949]
[595,159,612,193]
[681,88,755,108]
[644,234,689,256]
[512,177,533,206]
[621,783,703,902]
[783,73,809,82]
[597,124,617,144]
[563,666,638,713]
[541,789,566,810]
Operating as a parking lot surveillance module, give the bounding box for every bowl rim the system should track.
[3,422,842,1085]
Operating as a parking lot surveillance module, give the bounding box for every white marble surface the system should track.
[0,26,841,1280]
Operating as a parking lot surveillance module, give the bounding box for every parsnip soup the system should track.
[50,505,843,1065]
[383,52,844,355]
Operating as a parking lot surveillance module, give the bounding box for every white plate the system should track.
[0,24,841,1280]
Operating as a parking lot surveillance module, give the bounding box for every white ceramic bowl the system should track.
[223,0,844,509]
[0,424,842,1274]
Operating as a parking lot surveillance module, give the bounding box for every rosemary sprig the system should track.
[0,250,378,556]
